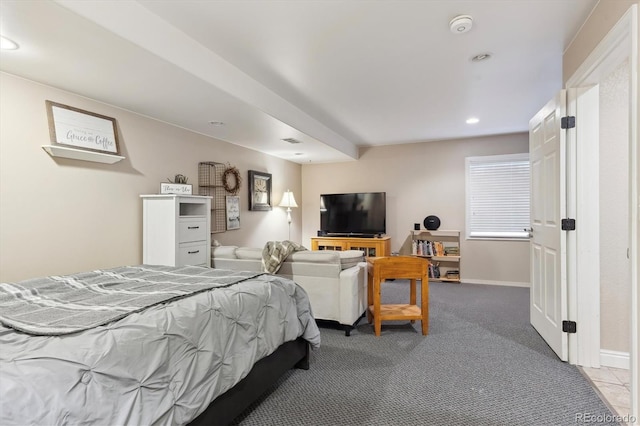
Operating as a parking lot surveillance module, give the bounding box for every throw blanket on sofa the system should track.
[262,240,307,274]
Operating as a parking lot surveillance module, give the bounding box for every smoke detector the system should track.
[449,15,473,34]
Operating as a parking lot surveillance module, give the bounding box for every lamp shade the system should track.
[278,190,298,208]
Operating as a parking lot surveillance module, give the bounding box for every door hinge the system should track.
[561,116,576,129]
[561,218,576,231]
[562,320,577,333]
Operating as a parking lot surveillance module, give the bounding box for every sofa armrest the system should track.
[338,263,367,326]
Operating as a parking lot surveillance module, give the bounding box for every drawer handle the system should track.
[188,250,200,254]
[188,226,200,229]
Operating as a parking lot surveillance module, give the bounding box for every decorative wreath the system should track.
[222,165,242,195]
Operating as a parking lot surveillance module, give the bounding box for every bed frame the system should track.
[189,337,310,426]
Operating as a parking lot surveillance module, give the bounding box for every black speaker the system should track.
[423,215,441,230]
[414,223,420,231]
[317,230,326,236]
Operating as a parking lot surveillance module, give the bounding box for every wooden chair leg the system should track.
[367,270,373,324]
[410,278,416,324]
[373,277,382,336]
[421,276,429,335]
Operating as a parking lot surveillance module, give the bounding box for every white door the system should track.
[529,91,568,361]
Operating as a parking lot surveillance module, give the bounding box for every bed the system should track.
[0,265,321,425]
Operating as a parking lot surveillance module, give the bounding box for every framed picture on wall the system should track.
[45,100,121,155]
[248,170,272,211]
[226,196,240,230]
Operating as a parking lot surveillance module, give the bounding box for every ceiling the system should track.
[0,0,598,164]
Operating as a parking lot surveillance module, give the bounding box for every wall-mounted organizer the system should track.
[198,162,227,233]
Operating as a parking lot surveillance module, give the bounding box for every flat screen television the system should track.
[320,192,386,237]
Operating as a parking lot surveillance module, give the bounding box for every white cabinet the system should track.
[141,195,212,267]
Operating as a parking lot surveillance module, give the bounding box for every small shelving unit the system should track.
[198,162,227,233]
[410,230,461,283]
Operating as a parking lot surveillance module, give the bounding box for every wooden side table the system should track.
[367,256,429,336]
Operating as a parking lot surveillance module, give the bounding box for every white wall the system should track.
[1,72,530,287]
[301,134,531,286]
[0,72,301,282]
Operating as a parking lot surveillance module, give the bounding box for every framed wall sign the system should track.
[248,170,272,211]
[226,196,240,230]
[45,100,120,155]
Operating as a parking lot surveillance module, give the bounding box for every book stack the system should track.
[445,269,460,280]
[428,262,441,278]
[433,242,445,256]
[412,240,451,257]
[444,246,459,256]
[413,240,435,256]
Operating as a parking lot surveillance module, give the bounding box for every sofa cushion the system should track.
[211,245,239,259]
[339,250,365,270]
[212,246,364,271]
[286,250,340,264]
[284,250,364,270]
[235,247,262,260]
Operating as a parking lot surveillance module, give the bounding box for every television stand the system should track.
[325,233,378,238]
[311,236,390,257]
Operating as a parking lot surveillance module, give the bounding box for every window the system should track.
[465,153,530,239]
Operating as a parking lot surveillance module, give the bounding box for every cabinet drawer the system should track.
[178,219,207,243]
[177,242,207,266]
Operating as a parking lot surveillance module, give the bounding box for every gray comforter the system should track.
[0,265,321,425]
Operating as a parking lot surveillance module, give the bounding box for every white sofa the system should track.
[211,246,367,335]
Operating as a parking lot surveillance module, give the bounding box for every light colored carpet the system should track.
[233,281,618,425]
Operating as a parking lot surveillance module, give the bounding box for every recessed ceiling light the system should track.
[0,36,19,50]
[466,117,479,124]
[208,121,225,126]
[471,53,491,62]
[294,153,304,156]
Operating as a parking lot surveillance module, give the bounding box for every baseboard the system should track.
[600,349,630,369]
[462,278,530,288]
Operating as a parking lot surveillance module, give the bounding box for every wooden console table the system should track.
[310,236,390,257]
[366,256,429,336]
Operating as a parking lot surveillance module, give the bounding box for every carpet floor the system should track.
[232,281,618,425]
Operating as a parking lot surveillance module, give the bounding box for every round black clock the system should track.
[423,215,441,230]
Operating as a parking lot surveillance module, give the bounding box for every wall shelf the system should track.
[42,145,125,164]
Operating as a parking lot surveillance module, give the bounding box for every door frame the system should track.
[565,3,638,416]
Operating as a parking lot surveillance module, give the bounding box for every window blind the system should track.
[466,153,530,239]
